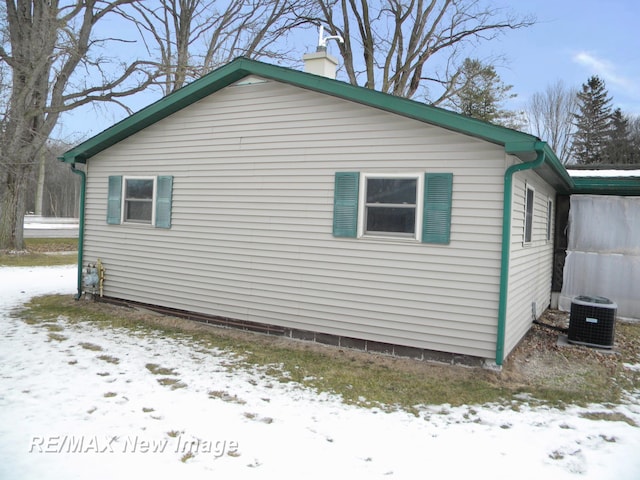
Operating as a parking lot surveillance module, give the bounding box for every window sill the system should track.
[120,221,153,227]
[359,233,420,244]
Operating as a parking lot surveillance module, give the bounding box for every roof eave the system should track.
[505,141,574,193]
[60,61,254,163]
[60,57,538,164]
[571,176,640,196]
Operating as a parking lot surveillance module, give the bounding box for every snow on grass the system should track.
[1,266,640,479]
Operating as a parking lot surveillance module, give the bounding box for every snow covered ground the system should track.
[23,217,78,238]
[1,266,640,479]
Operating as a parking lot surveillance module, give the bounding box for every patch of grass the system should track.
[97,355,120,364]
[240,346,506,410]
[43,323,64,332]
[103,392,117,398]
[167,430,181,438]
[180,452,195,463]
[146,363,178,376]
[579,411,637,427]
[242,412,273,424]
[0,252,77,267]
[208,390,247,405]
[157,377,188,390]
[0,238,77,266]
[79,342,103,351]
[47,332,68,342]
[25,238,78,252]
[18,295,116,325]
[142,407,155,413]
[549,450,564,460]
[16,295,640,411]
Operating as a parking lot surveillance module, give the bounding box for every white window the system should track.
[333,171,452,244]
[107,175,173,228]
[524,186,534,244]
[123,177,156,224]
[359,174,423,240]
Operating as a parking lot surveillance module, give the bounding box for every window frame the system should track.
[121,176,157,225]
[357,173,424,241]
[546,198,553,243]
[523,184,535,244]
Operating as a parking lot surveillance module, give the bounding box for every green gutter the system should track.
[571,176,640,196]
[495,142,547,365]
[70,163,86,300]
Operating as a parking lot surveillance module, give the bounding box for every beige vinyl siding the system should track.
[503,169,555,356]
[83,78,506,359]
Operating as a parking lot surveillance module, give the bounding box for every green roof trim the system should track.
[59,56,640,195]
[61,56,539,164]
[571,176,640,196]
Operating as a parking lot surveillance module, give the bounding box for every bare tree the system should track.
[126,0,314,94]
[0,1,158,250]
[630,115,640,163]
[302,0,534,103]
[525,80,578,164]
[25,140,79,217]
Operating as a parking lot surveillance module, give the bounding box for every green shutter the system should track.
[333,172,359,238]
[422,173,453,244]
[155,176,173,228]
[107,175,122,224]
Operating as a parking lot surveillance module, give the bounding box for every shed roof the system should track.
[60,57,639,195]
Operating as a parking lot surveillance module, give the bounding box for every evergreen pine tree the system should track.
[446,58,520,128]
[605,108,635,164]
[571,76,613,164]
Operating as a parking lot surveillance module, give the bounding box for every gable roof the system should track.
[60,57,639,195]
[59,57,542,162]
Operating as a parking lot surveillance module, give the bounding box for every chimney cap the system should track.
[317,25,344,50]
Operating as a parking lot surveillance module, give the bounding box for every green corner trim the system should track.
[70,164,86,299]
[496,142,546,365]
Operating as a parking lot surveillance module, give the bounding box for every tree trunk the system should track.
[0,168,29,251]
[35,149,46,216]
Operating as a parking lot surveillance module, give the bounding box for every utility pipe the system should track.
[495,143,546,365]
[70,163,86,300]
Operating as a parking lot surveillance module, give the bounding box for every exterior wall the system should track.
[83,78,508,359]
[559,195,640,320]
[504,168,556,356]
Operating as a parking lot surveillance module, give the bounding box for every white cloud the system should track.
[573,51,637,94]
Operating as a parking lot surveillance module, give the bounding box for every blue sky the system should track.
[56,0,640,142]
[486,0,640,116]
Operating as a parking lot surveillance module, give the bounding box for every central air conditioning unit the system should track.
[568,295,617,349]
